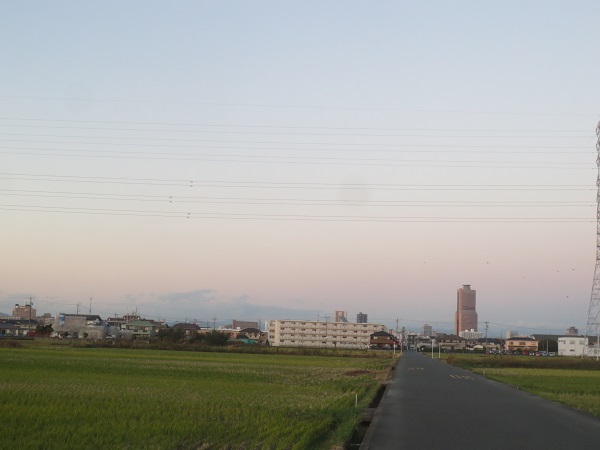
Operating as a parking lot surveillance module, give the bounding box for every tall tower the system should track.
[585,121,600,355]
[455,285,478,335]
[335,311,348,322]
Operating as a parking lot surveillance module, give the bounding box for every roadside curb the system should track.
[358,359,400,449]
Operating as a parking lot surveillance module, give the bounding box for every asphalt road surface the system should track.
[361,351,600,450]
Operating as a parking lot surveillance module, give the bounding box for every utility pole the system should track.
[89,298,92,315]
[401,326,406,352]
[212,317,217,330]
[485,321,489,346]
[28,297,33,336]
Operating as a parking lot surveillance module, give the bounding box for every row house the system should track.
[0,319,39,337]
[370,331,398,349]
[228,327,265,343]
[432,334,467,352]
[123,320,159,340]
[0,321,19,336]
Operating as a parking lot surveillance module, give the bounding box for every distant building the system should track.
[455,285,478,335]
[505,330,519,339]
[422,324,433,336]
[38,313,53,325]
[267,319,386,349]
[237,327,262,341]
[565,326,579,336]
[104,314,143,329]
[52,313,110,339]
[459,329,484,339]
[369,331,397,349]
[433,333,468,352]
[335,311,348,322]
[13,303,36,321]
[530,334,561,352]
[505,337,538,353]
[357,312,368,324]
[124,320,158,340]
[0,322,18,336]
[232,320,259,330]
[558,336,587,356]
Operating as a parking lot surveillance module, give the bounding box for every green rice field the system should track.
[0,343,395,449]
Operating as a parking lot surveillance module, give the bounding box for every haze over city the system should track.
[2,1,600,336]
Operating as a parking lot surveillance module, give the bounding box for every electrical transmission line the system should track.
[585,120,600,358]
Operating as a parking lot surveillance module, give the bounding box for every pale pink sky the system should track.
[2,1,600,335]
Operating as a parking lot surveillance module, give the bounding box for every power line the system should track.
[0,133,593,150]
[0,141,592,154]
[0,172,594,190]
[1,188,593,207]
[1,148,592,168]
[0,95,597,116]
[0,203,594,222]
[0,123,594,139]
[0,116,593,133]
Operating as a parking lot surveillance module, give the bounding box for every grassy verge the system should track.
[442,354,600,418]
[0,342,397,449]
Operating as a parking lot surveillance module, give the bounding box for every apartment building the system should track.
[505,337,538,353]
[459,329,484,339]
[267,319,387,349]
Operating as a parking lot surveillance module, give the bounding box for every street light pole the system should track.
[28,297,33,337]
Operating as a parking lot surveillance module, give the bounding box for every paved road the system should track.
[361,351,600,450]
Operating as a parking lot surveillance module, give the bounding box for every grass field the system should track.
[441,354,600,418]
[0,342,396,450]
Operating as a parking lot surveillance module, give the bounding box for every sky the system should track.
[2,1,600,336]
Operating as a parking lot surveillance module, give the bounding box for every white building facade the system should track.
[51,314,129,339]
[558,336,600,357]
[267,319,387,349]
[459,329,484,339]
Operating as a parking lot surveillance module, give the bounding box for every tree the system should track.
[191,330,229,346]
[35,324,53,336]
[157,327,185,342]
